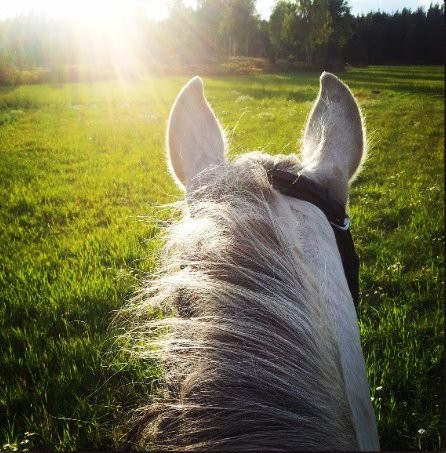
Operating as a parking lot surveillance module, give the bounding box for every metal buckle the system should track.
[330,216,350,231]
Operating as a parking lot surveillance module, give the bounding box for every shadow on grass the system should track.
[341,68,444,96]
[208,68,444,102]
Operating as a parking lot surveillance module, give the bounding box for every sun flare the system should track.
[1,1,180,82]
[2,0,171,23]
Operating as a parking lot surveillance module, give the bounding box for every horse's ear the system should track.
[301,72,365,204]
[167,76,226,190]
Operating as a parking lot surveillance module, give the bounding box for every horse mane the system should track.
[122,152,358,450]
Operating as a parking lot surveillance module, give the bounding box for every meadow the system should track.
[0,66,443,451]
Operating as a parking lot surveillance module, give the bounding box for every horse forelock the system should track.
[124,151,358,450]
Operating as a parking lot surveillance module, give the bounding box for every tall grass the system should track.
[0,66,443,450]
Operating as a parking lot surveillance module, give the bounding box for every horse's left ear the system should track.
[301,72,366,205]
[167,76,226,190]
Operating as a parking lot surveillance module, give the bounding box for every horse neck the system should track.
[272,195,380,450]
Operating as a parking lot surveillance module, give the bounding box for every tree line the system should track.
[0,0,443,84]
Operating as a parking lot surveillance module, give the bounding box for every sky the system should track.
[0,0,441,22]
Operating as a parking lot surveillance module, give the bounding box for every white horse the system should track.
[126,73,380,450]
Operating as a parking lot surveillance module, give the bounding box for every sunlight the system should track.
[2,0,170,22]
[1,1,176,84]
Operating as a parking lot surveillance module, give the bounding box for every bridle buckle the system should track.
[330,216,350,231]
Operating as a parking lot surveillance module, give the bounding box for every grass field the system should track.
[0,66,444,451]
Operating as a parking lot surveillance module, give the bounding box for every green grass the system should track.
[0,66,443,451]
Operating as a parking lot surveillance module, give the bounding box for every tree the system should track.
[270,0,333,65]
[270,1,299,59]
[220,0,258,56]
[164,0,202,65]
[196,0,227,58]
[343,4,444,65]
[426,3,445,64]
[296,0,333,64]
[318,0,353,68]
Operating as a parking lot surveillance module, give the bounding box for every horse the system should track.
[124,72,380,450]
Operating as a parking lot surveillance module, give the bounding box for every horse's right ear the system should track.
[167,76,226,190]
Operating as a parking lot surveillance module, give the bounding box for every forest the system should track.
[0,0,444,84]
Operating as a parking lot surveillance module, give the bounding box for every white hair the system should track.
[120,152,359,450]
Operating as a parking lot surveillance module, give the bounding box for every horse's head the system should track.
[129,75,379,450]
